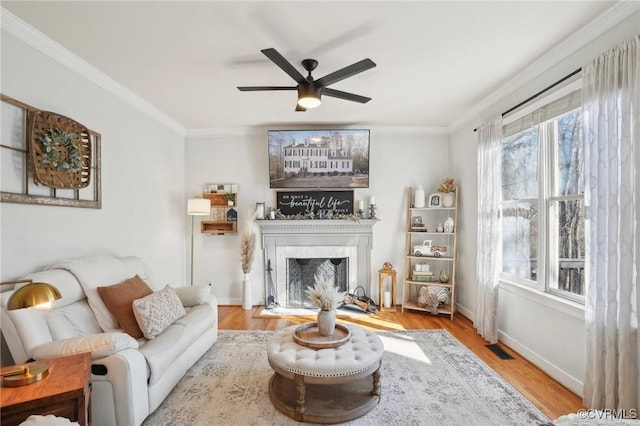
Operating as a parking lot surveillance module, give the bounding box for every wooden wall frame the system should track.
[0,94,101,209]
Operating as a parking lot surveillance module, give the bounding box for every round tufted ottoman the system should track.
[266,323,384,423]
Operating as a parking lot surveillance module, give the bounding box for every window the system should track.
[501,84,585,302]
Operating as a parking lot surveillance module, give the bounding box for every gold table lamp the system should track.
[1,278,61,386]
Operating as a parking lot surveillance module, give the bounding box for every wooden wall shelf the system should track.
[201,190,238,235]
[201,221,237,235]
[203,192,236,207]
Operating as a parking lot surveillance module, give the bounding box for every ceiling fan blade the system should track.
[295,104,307,112]
[261,48,306,84]
[315,58,376,87]
[323,88,371,104]
[237,86,297,91]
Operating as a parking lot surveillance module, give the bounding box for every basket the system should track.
[29,110,91,189]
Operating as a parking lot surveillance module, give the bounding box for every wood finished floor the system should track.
[218,305,583,421]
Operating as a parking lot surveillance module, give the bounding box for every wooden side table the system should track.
[1,352,92,426]
[378,263,396,311]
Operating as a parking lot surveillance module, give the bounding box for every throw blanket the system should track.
[47,256,129,332]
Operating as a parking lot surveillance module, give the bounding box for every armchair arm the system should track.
[30,332,138,360]
[90,348,149,426]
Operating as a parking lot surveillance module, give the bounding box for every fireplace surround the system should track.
[257,219,377,308]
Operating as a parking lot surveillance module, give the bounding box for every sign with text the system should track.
[276,191,354,215]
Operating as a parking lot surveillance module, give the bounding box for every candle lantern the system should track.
[378,262,396,311]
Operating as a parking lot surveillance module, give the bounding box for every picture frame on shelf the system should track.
[428,193,441,208]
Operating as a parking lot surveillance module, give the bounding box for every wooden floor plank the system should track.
[218,305,583,420]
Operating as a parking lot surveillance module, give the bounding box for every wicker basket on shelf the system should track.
[29,110,91,189]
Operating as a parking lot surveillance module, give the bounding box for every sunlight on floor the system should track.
[378,333,432,364]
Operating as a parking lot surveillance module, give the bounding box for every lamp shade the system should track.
[187,198,211,216]
[7,281,62,310]
[297,85,322,109]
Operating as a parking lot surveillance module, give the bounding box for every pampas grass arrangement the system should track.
[241,230,256,274]
[305,279,346,311]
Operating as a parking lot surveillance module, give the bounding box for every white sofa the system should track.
[0,255,218,426]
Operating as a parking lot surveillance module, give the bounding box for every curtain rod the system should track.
[473,67,582,132]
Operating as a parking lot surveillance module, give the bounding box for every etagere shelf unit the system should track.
[402,187,458,319]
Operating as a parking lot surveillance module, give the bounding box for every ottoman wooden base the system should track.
[268,372,380,424]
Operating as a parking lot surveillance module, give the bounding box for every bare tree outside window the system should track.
[500,103,585,301]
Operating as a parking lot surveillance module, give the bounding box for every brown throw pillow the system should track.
[97,275,153,338]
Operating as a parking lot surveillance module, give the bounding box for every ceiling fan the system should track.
[237,48,376,111]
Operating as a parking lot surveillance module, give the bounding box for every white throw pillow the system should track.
[31,332,138,360]
[132,285,186,339]
[172,285,210,307]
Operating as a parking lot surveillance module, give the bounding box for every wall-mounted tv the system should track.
[268,129,370,189]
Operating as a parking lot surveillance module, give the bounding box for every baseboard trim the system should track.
[498,330,583,397]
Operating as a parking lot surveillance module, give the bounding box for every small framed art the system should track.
[428,193,441,208]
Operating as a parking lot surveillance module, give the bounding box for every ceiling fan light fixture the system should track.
[297,85,322,109]
[298,95,321,109]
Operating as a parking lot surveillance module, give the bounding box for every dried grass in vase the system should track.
[241,231,256,274]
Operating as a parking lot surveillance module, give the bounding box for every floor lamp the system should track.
[187,198,211,285]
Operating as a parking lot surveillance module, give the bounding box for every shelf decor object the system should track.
[437,177,456,208]
[187,197,211,285]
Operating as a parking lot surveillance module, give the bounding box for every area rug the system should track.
[143,329,550,426]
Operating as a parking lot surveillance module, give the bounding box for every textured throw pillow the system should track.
[132,285,186,340]
[97,275,153,338]
[172,285,210,307]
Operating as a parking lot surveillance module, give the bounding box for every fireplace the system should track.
[257,219,377,309]
[286,257,348,308]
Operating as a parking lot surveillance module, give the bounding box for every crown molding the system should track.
[186,125,448,138]
[447,1,640,133]
[1,8,186,136]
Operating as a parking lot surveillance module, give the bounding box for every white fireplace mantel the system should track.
[257,219,377,308]
[257,219,378,233]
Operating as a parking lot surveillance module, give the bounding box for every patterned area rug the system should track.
[143,329,550,426]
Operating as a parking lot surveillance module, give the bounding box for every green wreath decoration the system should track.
[39,128,83,173]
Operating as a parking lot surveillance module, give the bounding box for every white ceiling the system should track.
[2,1,619,130]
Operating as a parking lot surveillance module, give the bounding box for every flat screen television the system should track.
[268,129,370,189]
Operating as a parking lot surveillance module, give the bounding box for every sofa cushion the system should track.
[139,302,215,384]
[133,286,185,340]
[47,256,130,331]
[97,275,153,338]
[172,285,210,307]
[31,332,138,360]
[46,301,103,340]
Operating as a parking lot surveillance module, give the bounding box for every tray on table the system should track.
[293,322,351,349]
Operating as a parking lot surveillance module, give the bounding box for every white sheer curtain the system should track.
[474,117,503,344]
[583,34,640,411]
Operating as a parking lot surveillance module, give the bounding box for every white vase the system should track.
[317,309,336,336]
[242,273,252,310]
[414,185,425,208]
[441,192,454,208]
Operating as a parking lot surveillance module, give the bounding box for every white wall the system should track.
[0,31,187,284]
[186,127,449,305]
[448,10,640,396]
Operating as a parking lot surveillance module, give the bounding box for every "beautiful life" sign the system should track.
[276,190,354,215]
